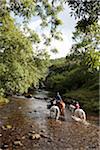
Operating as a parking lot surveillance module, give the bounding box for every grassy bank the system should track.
[64,88,99,116]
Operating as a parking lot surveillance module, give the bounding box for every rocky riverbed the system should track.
[0,90,99,150]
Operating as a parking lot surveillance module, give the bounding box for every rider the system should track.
[55,92,62,103]
[55,92,65,116]
[75,101,80,109]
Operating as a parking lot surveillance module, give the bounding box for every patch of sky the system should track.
[10,3,77,59]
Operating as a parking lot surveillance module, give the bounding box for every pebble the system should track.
[31,125,34,128]
[29,130,35,134]
[34,110,37,112]
[40,129,45,132]
[18,107,22,109]
[29,133,41,140]
[13,141,23,146]
[1,144,9,149]
[22,136,26,139]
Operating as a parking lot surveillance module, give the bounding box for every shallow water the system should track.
[0,90,99,150]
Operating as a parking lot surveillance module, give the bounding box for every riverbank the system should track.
[0,96,9,106]
[64,88,99,115]
[0,90,99,150]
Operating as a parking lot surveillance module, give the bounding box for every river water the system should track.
[0,90,99,150]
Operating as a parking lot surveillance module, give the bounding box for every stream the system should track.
[0,90,99,150]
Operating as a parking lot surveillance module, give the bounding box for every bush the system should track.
[0,96,9,105]
[64,89,99,115]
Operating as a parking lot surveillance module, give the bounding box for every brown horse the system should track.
[56,100,65,116]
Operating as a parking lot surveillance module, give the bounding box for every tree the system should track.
[0,0,100,96]
[67,0,100,31]
[0,1,51,95]
[0,13,37,94]
[70,22,100,71]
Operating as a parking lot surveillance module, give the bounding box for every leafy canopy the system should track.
[0,0,99,96]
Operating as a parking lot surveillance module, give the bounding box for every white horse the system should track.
[71,108,90,125]
[50,105,60,120]
[74,108,86,121]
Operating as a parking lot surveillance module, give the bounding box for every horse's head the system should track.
[47,99,56,109]
[47,101,52,109]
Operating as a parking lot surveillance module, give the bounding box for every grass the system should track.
[64,88,99,115]
[0,96,9,105]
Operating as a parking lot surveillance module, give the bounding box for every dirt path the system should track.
[0,90,99,150]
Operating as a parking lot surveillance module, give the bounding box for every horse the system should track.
[50,105,60,120]
[47,99,65,120]
[71,108,90,125]
[73,108,86,121]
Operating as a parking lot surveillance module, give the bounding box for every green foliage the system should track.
[34,0,64,41]
[9,0,36,19]
[26,28,41,43]
[71,22,100,71]
[0,0,99,111]
[84,50,100,71]
[46,56,99,114]
[0,96,9,105]
[46,73,66,92]
[67,0,100,31]
[64,89,99,114]
[88,83,99,91]
[46,0,99,114]
[0,10,49,95]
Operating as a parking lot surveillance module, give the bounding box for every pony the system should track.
[50,105,60,120]
[47,99,65,120]
[74,108,86,121]
[71,108,89,125]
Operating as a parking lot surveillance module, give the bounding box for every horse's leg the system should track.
[61,105,65,116]
[61,108,64,116]
[81,112,86,121]
[50,110,52,118]
[56,108,60,120]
